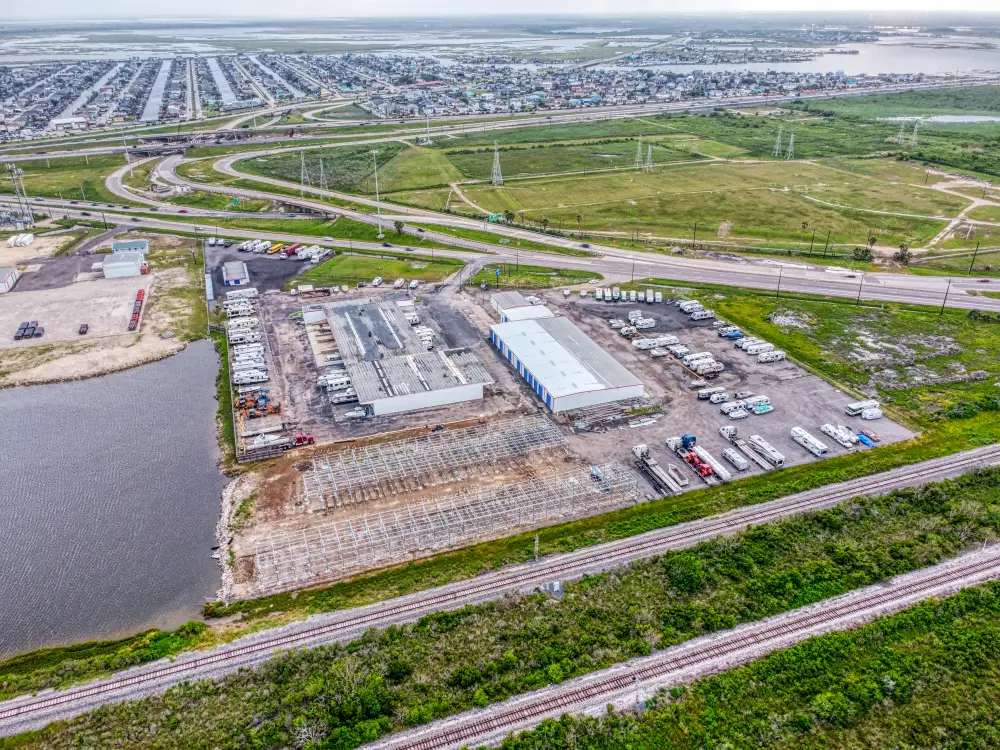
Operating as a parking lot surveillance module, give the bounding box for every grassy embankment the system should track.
[140,238,209,342]
[7,468,1000,747]
[468,263,599,289]
[498,581,1000,749]
[292,252,464,289]
[14,153,135,205]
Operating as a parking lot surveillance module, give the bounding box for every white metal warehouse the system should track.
[490,313,644,412]
[101,252,146,279]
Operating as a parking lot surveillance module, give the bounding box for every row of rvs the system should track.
[223,289,269,384]
[593,287,664,303]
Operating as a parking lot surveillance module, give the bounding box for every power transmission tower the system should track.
[910,120,920,147]
[490,141,503,186]
[772,126,783,158]
[421,113,432,145]
[645,144,653,172]
[318,158,328,190]
[5,163,32,227]
[897,122,907,145]
[299,151,311,195]
[785,132,795,160]
[634,135,643,170]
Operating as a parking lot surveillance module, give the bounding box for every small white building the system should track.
[102,252,146,279]
[0,266,19,293]
[222,261,250,286]
[490,315,644,412]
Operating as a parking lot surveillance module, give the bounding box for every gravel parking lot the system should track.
[0,276,152,348]
[534,293,916,491]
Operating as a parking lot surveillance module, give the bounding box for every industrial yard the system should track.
[220,274,913,599]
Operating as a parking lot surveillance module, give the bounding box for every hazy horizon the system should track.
[4,6,1000,22]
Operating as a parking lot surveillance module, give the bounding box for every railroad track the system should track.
[2,443,999,735]
[372,545,1000,750]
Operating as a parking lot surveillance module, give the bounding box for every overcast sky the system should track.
[5,2,1000,21]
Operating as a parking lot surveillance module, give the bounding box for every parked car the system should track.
[79,324,89,335]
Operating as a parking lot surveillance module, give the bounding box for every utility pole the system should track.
[809,228,816,253]
[631,259,635,283]
[776,266,783,298]
[371,149,383,238]
[822,229,831,258]
[856,274,864,306]
[772,125,783,159]
[969,241,981,274]
[692,222,697,244]
[120,125,133,178]
[634,135,643,170]
[940,278,952,316]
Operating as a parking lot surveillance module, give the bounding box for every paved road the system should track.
[14,184,1000,314]
[1,443,998,737]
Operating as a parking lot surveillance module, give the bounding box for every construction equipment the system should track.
[666,435,718,485]
[632,444,683,494]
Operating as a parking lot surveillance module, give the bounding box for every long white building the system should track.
[489,302,644,412]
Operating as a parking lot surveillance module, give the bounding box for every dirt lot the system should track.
[0,233,70,267]
[0,270,193,387]
[0,275,152,347]
[534,292,915,490]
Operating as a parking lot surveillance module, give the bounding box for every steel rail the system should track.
[2,444,999,728]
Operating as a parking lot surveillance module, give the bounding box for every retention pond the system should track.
[0,341,227,658]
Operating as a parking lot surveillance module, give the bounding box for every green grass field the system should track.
[442,139,702,182]
[469,263,599,289]
[376,145,464,192]
[163,191,272,213]
[295,252,462,288]
[459,159,954,248]
[16,153,133,204]
[239,142,407,194]
[787,85,1000,119]
[967,204,1000,222]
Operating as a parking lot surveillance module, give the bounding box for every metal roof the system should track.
[325,297,492,405]
[503,304,556,322]
[103,252,145,266]
[491,291,533,311]
[223,261,248,280]
[491,315,643,399]
[0,267,16,279]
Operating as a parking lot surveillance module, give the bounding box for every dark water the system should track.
[0,342,227,659]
